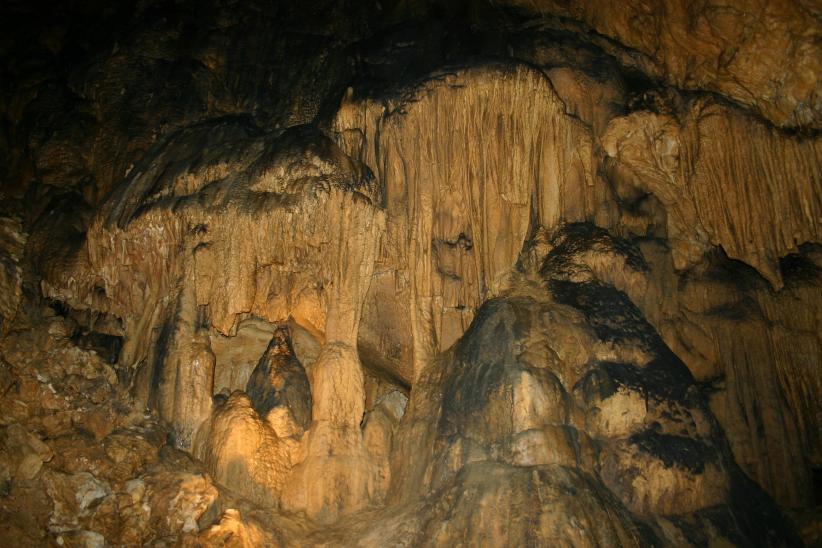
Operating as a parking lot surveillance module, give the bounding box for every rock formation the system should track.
[498,0,822,129]
[0,0,819,545]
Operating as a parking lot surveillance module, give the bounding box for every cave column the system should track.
[281,189,385,523]
[156,259,215,449]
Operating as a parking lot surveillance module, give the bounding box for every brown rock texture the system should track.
[0,0,819,545]
[498,0,822,129]
[332,64,615,380]
[0,213,26,332]
[603,100,822,288]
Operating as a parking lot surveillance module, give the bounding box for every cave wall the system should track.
[0,0,820,545]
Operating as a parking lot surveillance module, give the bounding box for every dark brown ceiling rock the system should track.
[497,0,822,129]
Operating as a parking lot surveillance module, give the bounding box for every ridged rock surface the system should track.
[603,100,822,288]
[1,0,820,545]
[333,63,616,380]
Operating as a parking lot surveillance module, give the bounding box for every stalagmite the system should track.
[1,0,820,545]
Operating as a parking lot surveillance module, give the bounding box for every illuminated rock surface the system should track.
[0,0,819,545]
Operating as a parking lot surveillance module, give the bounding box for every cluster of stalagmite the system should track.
[34,58,820,537]
[1,0,821,545]
[39,117,390,521]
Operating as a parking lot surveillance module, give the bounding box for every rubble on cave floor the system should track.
[0,311,300,546]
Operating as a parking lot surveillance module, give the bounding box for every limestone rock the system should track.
[602,100,822,288]
[499,0,822,129]
[0,1,818,545]
[144,470,219,536]
[0,423,53,481]
[0,213,26,332]
[43,471,111,533]
[195,392,292,509]
[333,63,616,379]
[246,325,312,434]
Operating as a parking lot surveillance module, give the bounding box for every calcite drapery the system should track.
[334,64,615,380]
[2,0,820,544]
